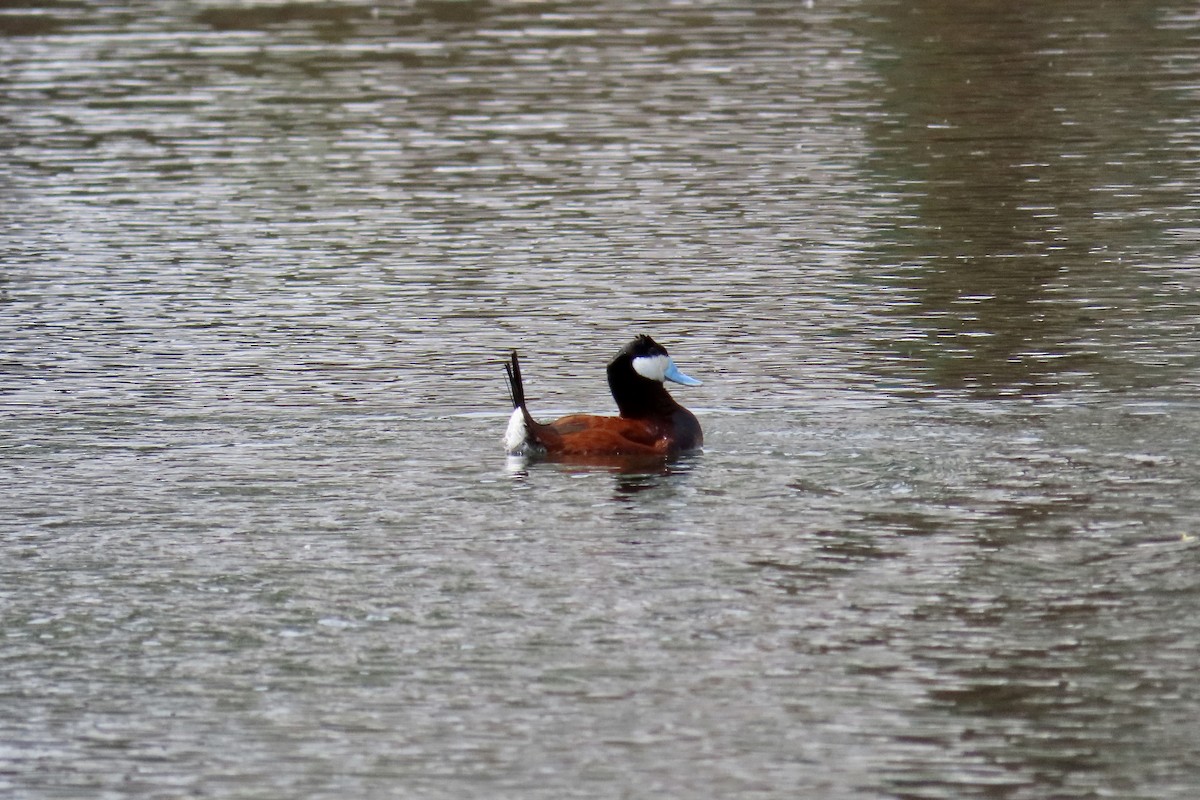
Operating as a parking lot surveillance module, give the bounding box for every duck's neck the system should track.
[608,365,681,419]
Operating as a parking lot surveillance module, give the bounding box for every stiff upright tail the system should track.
[504,350,526,410]
[503,350,539,454]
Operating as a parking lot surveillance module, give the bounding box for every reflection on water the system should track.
[863,0,1200,397]
[507,452,699,506]
[3,1,1200,799]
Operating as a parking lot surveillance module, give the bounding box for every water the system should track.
[3,1,1200,797]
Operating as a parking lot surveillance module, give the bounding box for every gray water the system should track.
[3,1,1200,797]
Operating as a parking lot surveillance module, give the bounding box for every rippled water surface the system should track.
[4,1,1200,797]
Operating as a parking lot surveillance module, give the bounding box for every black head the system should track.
[606,334,702,418]
[622,334,668,364]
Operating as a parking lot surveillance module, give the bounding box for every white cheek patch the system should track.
[632,354,669,382]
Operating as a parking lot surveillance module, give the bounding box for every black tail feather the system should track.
[504,350,525,410]
[504,350,541,444]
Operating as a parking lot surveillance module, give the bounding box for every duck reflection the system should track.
[505,451,699,503]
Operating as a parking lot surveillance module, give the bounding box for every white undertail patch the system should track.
[504,408,528,454]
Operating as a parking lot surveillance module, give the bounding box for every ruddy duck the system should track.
[503,335,703,458]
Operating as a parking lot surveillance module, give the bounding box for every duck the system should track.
[503,334,703,458]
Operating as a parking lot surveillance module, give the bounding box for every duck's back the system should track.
[537,413,671,456]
